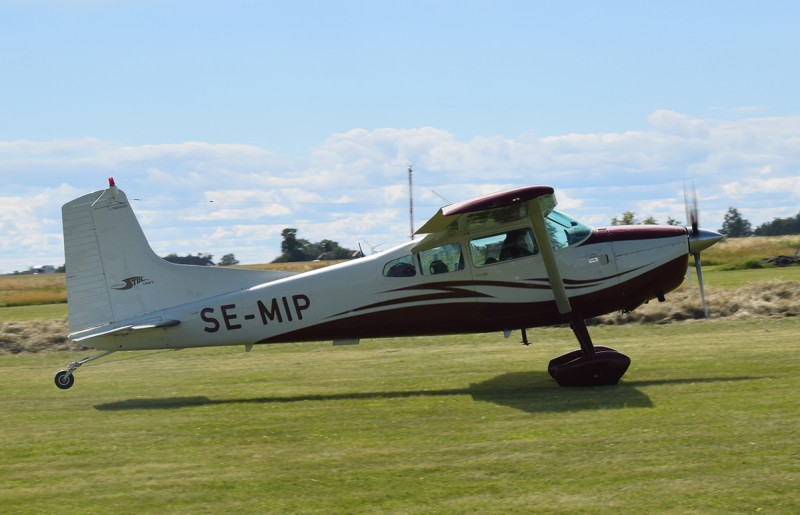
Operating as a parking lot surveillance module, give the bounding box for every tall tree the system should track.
[273,229,356,262]
[274,228,310,262]
[218,253,239,266]
[719,208,752,237]
[611,211,638,225]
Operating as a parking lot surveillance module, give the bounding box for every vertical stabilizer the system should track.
[62,182,294,333]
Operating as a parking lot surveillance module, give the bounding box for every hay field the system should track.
[0,274,66,307]
[1,234,797,309]
[701,235,800,266]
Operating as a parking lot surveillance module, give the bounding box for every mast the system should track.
[408,164,414,240]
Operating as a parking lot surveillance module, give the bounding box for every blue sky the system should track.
[1,1,799,273]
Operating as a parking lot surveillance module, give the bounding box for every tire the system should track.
[54,371,75,390]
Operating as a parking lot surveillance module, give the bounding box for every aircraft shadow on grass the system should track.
[94,373,758,414]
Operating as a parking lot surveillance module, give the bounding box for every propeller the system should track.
[684,183,723,318]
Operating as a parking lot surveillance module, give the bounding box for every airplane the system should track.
[54,179,722,389]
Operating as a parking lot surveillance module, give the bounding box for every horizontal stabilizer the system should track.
[70,319,181,342]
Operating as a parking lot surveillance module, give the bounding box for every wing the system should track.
[414,185,556,235]
[414,185,572,316]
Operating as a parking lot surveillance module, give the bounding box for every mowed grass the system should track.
[1,319,798,513]
[702,264,800,289]
[1,303,67,322]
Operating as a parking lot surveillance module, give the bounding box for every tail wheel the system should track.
[54,371,75,390]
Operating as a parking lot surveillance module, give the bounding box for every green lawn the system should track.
[0,303,67,321]
[703,264,800,289]
[1,319,797,513]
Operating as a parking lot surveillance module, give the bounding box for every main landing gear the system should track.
[548,314,631,387]
[54,350,116,390]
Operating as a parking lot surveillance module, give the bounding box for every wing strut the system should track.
[529,197,630,385]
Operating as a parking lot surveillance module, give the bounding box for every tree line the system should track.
[162,253,240,266]
[271,228,359,263]
[12,230,355,274]
[611,208,800,238]
[161,229,358,266]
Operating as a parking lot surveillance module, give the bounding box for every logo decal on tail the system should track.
[112,276,152,290]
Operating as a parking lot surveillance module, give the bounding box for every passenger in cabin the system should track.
[499,229,535,261]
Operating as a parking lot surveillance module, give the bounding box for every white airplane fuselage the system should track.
[74,226,689,352]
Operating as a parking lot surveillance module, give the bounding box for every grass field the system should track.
[1,238,798,513]
[1,319,798,513]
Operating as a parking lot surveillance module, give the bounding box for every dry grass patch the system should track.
[597,280,800,324]
[236,260,345,273]
[0,319,79,353]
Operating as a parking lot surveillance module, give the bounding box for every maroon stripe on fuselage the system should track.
[580,225,687,246]
[255,254,688,345]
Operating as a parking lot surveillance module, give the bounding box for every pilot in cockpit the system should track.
[499,229,535,261]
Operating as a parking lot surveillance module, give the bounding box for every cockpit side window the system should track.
[546,210,592,248]
[382,255,416,277]
[470,228,537,266]
[417,243,463,275]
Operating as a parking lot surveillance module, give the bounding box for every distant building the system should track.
[31,265,56,274]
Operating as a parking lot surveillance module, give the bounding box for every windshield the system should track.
[546,210,592,248]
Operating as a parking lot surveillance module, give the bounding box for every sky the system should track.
[1,0,799,274]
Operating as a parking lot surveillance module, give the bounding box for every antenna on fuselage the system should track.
[431,189,451,204]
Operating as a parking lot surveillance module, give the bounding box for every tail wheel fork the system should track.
[54,350,116,390]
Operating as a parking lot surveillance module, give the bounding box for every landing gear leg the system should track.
[548,314,630,387]
[54,350,116,390]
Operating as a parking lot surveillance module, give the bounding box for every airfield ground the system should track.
[1,237,798,513]
[1,319,798,513]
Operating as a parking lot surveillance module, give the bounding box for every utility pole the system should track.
[408,164,414,240]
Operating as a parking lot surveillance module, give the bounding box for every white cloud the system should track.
[2,111,800,273]
[648,110,710,138]
[722,176,800,199]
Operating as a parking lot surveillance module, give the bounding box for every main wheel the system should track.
[54,371,75,390]
[548,349,631,387]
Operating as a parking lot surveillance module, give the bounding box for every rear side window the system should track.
[418,243,463,275]
[382,255,416,277]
